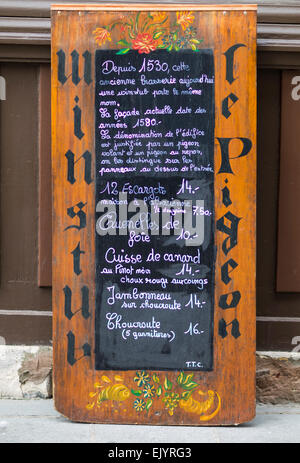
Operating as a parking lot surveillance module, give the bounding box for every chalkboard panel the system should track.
[95,49,215,370]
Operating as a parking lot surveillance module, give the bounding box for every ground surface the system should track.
[0,400,300,443]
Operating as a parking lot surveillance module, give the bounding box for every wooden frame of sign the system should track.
[51,3,257,425]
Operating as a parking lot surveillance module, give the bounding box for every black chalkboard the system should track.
[95,49,215,371]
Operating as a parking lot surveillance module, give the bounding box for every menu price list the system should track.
[95,49,215,371]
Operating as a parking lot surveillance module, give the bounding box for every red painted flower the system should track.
[132,33,158,54]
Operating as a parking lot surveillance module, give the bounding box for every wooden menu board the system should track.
[51,4,257,425]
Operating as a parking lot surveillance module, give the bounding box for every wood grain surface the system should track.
[51,4,257,425]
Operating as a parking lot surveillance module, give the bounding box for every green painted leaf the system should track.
[153,31,163,39]
[110,23,120,31]
[131,389,143,396]
[116,48,131,55]
[182,381,198,391]
[184,374,194,384]
[177,372,185,385]
[164,376,172,391]
[117,40,130,47]
[177,372,195,386]
[166,44,173,51]
[152,374,160,383]
[156,386,162,396]
[181,391,192,401]
[135,11,141,32]
[146,399,153,411]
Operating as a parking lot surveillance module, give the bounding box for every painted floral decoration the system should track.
[86,371,221,421]
[132,33,158,54]
[143,384,156,398]
[133,398,146,411]
[134,370,151,386]
[176,11,195,31]
[93,11,203,54]
[93,27,111,46]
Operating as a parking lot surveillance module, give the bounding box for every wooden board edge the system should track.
[51,3,258,12]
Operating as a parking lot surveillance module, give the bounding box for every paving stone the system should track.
[0,400,300,443]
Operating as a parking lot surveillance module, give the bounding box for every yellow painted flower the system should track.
[176,11,195,31]
[150,12,167,22]
[134,370,150,386]
[93,27,112,46]
[162,392,180,416]
[133,399,146,411]
[143,384,156,399]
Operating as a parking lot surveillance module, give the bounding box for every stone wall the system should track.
[0,346,52,399]
[1,346,300,403]
[256,353,300,404]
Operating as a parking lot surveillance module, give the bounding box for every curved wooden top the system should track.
[51,3,258,12]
